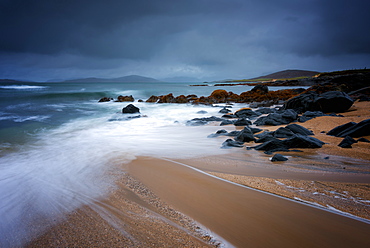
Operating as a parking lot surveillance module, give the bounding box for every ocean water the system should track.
[0,81,302,246]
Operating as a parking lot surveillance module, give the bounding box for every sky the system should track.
[0,0,369,82]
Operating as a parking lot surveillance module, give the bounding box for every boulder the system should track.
[234,118,252,126]
[255,107,277,115]
[298,111,326,122]
[236,127,256,142]
[251,84,269,94]
[122,104,140,114]
[186,116,223,126]
[282,134,324,148]
[327,119,370,137]
[98,97,113,102]
[271,153,288,162]
[274,127,295,138]
[283,91,354,113]
[285,124,314,136]
[221,139,244,148]
[219,107,232,113]
[338,136,357,148]
[220,119,235,126]
[255,134,276,143]
[117,95,134,102]
[235,108,260,118]
[254,109,298,126]
[207,129,228,138]
[253,139,290,152]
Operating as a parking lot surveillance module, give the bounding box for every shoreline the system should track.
[26,101,370,247]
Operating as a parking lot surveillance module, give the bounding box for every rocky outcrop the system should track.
[338,136,357,148]
[116,95,134,102]
[98,97,113,102]
[122,104,140,114]
[283,91,354,113]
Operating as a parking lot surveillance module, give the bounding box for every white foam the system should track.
[0,85,48,90]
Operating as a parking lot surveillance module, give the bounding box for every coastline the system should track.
[27,101,370,247]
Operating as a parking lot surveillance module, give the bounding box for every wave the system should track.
[0,85,48,90]
[33,91,113,101]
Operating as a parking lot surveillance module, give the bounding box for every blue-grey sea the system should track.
[0,81,304,246]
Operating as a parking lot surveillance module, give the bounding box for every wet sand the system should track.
[27,101,370,247]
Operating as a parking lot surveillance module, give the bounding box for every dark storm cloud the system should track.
[0,0,369,81]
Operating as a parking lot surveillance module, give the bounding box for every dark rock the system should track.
[285,124,314,136]
[271,153,288,162]
[255,107,277,115]
[282,134,324,148]
[219,107,231,113]
[250,127,263,134]
[358,137,370,143]
[330,119,370,138]
[274,127,295,138]
[98,97,113,102]
[207,129,228,138]
[222,114,237,119]
[255,134,277,143]
[253,139,290,152]
[235,108,260,118]
[226,130,241,137]
[313,91,354,113]
[255,131,274,139]
[220,119,235,126]
[236,127,256,142]
[298,111,326,122]
[186,116,224,126]
[221,139,244,148]
[122,104,140,114]
[197,110,208,114]
[251,84,269,94]
[338,136,357,148]
[327,122,357,136]
[284,91,354,113]
[254,109,298,126]
[234,118,252,126]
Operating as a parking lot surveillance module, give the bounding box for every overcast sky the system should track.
[0,0,369,82]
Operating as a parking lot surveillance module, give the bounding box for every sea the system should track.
[0,81,304,246]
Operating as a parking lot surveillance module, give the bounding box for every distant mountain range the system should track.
[61,75,160,83]
[252,69,320,80]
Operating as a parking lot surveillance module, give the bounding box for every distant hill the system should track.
[63,75,159,83]
[252,69,320,80]
[0,79,32,83]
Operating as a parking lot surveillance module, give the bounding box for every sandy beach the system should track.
[27,101,370,247]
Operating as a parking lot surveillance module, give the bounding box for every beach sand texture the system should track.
[28,101,370,247]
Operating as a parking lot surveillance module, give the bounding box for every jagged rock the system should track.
[234,118,252,126]
[251,84,269,94]
[122,104,140,114]
[236,127,256,142]
[226,130,241,137]
[338,136,357,148]
[254,109,298,126]
[285,124,314,136]
[271,153,288,162]
[250,127,263,134]
[117,95,134,102]
[358,137,370,143]
[207,129,228,138]
[186,116,223,126]
[146,95,159,103]
[327,119,370,137]
[274,127,295,138]
[98,97,113,102]
[282,134,324,148]
[255,134,276,143]
[235,108,260,118]
[253,139,290,152]
[221,139,244,148]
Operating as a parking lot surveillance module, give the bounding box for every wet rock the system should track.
[358,137,370,143]
[207,129,228,138]
[122,104,140,114]
[221,139,244,148]
[255,134,276,143]
[222,114,237,119]
[235,108,260,118]
[271,153,288,162]
[219,107,232,114]
[254,109,298,126]
[338,136,357,148]
[234,118,252,126]
[146,95,159,103]
[235,127,256,142]
[226,130,241,137]
[117,95,134,102]
[274,127,295,138]
[98,97,113,102]
[197,110,208,114]
[285,124,314,136]
[327,119,370,137]
[186,116,223,126]
[220,119,235,126]
[255,107,277,115]
[251,84,269,94]
[251,127,263,134]
[253,139,290,152]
